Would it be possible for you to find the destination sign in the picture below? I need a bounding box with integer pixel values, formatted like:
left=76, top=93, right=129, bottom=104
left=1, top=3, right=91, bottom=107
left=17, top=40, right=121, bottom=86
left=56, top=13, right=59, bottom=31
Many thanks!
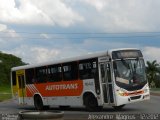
left=112, top=50, right=143, bottom=59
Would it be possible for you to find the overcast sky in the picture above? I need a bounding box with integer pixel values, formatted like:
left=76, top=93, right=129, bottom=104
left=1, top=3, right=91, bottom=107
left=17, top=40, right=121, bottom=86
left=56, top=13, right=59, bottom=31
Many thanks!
left=0, top=0, right=160, bottom=64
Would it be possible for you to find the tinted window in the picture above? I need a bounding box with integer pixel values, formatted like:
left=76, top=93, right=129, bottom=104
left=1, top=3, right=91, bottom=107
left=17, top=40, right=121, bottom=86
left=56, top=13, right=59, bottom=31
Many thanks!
left=26, top=68, right=35, bottom=84
left=62, top=62, right=78, bottom=81
left=79, top=58, right=98, bottom=80
left=48, top=64, right=62, bottom=82
left=35, top=66, right=47, bottom=83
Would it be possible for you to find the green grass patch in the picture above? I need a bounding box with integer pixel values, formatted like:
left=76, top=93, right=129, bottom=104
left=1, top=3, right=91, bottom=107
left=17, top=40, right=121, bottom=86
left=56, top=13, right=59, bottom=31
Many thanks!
left=150, top=88, right=160, bottom=93
left=0, top=84, right=11, bottom=93
left=150, top=88, right=160, bottom=92
left=0, top=84, right=12, bottom=101
left=0, top=93, right=12, bottom=102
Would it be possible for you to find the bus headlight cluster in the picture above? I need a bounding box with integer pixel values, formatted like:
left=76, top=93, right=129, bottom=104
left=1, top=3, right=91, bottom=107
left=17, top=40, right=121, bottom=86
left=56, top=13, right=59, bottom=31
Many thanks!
left=117, top=89, right=128, bottom=96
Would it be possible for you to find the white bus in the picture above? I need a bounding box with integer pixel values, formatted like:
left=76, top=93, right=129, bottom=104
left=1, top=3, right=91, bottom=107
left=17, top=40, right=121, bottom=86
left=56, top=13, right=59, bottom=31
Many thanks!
left=11, top=48, right=150, bottom=111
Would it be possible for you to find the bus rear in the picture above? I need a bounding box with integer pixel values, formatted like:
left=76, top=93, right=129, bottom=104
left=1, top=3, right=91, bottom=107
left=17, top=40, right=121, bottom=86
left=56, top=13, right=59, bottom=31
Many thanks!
left=111, top=49, right=150, bottom=108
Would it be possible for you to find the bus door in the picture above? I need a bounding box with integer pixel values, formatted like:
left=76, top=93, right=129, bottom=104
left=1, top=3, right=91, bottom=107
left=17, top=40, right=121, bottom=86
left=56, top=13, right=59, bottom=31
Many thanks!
left=16, top=70, right=26, bottom=104
left=100, top=62, right=114, bottom=104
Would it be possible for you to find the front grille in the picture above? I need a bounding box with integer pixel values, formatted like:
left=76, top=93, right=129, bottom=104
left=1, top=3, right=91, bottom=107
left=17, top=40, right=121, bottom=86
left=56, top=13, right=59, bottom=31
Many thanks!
left=130, top=95, right=141, bottom=100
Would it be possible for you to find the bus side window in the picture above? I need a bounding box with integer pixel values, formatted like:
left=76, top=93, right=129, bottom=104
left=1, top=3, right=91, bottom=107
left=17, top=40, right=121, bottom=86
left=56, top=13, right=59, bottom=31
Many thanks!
left=26, top=68, right=35, bottom=84
left=35, top=66, right=47, bottom=83
left=79, top=58, right=98, bottom=80
left=62, top=62, right=78, bottom=81
left=48, top=64, right=62, bottom=82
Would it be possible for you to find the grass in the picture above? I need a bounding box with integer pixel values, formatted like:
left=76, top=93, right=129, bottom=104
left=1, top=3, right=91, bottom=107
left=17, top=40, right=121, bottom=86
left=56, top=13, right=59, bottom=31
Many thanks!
left=0, top=84, right=12, bottom=102
left=150, top=88, right=160, bottom=95
left=150, top=88, right=160, bottom=91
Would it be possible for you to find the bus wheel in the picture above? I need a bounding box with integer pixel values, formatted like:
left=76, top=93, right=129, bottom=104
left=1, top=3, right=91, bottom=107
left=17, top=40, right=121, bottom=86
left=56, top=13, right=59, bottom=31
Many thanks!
left=34, top=95, right=44, bottom=110
left=84, top=94, right=99, bottom=111
left=113, top=104, right=125, bottom=110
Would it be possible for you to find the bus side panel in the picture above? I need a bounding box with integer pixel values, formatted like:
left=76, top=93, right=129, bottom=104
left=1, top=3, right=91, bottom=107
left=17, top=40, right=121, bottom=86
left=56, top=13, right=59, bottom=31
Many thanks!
left=25, top=80, right=84, bottom=106
left=82, top=79, right=103, bottom=106
left=47, top=79, right=99, bottom=107
left=32, top=80, right=83, bottom=97
left=47, top=96, right=83, bottom=107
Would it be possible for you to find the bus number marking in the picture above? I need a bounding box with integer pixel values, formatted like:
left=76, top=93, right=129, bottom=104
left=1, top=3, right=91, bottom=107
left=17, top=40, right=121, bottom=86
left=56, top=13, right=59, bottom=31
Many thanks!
left=85, top=82, right=94, bottom=86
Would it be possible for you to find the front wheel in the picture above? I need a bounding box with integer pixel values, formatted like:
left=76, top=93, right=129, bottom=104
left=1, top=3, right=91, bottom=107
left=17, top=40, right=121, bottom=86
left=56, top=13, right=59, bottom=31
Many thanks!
left=84, top=94, right=102, bottom=111
left=113, top=104, right=125, bottom=110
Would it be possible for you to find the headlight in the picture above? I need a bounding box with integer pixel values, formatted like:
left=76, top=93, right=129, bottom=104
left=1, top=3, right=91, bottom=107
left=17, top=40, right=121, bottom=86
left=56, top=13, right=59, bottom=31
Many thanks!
left=117, top=89, right=128, bottom=96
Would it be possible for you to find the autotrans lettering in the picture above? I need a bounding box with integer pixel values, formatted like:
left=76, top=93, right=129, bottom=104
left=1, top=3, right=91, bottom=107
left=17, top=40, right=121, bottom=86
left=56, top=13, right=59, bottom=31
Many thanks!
left=46, top=83, right=78, bottom=91
left=32, top=80, right=83, bottom=97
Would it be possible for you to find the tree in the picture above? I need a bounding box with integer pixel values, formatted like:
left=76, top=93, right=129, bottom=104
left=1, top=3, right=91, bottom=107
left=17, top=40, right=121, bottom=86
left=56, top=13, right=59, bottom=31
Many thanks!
left=0, top=52, right=26, bottom=85
left=146, top=60, right=160, bottom=87
left=155, top=74, right=160, bottom=88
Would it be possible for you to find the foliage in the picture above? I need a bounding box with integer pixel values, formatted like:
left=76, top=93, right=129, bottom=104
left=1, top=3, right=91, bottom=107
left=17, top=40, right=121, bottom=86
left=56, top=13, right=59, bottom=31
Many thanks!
left=0, top=94, right=12, bottom=102
left=0, top=84, right=12, bottom=101
left=150, top=87, right=160, bottom=91
left=0, top=84, right=11, bottom=93
left=0, top=51, right=26, bottom=85
left=146, top=60, right=160, bottom=88
left=155, top=74, right=160, bottom=88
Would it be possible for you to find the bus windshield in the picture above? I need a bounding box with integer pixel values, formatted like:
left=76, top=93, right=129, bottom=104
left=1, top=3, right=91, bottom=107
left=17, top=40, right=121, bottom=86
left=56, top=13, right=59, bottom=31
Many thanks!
left=113, top=58, right=147, bottom=91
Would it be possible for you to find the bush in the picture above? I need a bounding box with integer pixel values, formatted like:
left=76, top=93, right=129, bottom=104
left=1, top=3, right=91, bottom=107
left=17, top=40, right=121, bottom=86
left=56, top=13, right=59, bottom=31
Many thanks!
left=0, top=52, right=26, bottom=85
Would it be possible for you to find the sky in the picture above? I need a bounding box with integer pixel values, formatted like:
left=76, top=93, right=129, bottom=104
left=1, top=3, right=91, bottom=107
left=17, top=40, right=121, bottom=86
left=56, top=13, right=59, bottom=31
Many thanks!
left=0, top=0, right=160, bottom=64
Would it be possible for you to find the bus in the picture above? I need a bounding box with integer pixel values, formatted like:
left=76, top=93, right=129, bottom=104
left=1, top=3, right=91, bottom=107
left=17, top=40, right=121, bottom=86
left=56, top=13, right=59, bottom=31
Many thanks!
left=11, top=48, right=150, bottom=111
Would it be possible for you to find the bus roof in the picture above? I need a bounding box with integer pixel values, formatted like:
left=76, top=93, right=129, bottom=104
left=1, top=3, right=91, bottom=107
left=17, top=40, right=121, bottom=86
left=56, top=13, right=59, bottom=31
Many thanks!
left=11, top=48, right=139, bottom=71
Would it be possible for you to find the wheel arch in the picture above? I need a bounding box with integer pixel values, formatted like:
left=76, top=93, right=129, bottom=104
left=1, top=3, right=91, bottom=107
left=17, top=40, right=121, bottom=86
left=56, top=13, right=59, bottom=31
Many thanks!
left=33, top=93, right=43, bottom=102
left=82, top=91, right=97, bottom=105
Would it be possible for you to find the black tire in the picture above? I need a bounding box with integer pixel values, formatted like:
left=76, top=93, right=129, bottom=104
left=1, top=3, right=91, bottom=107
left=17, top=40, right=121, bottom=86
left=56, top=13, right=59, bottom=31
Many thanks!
left=113, top=104, right=125, bottom=110
left=34, top=96, right=44, bottom=110
left=84, top=94, right=100, bottom=112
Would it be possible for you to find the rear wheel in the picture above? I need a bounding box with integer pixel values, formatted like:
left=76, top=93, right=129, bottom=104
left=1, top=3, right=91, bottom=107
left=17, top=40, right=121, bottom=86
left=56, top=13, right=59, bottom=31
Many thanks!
left=84, top=94, right=101, bottom=111
left=34, top=95, right=44, bottom=110
left=113, top=104, right=125, bottom=110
